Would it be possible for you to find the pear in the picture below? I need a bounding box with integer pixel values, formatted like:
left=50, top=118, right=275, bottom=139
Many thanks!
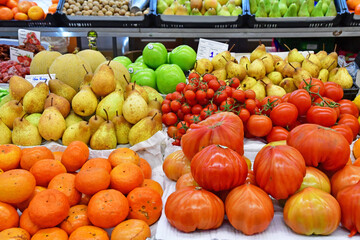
left=311, top=0, right=324, bottom=16
left=307, top=53, right=321, bottom=68
left=142, top=86, right=164, bottom=103
left=290, top=62, right=302, bottom=68
left=280, top=63, right=296, bottom=78
left=261, top=53, right=275, bottom=74
left=0, top=119, right=12, bottom=144
left=298, top=0, right=310, bottom=16
left=191, top=0, right=202, bottom=9
left=250, top=0, right=258, bottom=14
left=88, top=115, right=105, bottom=135
left=112, top=112, right=132, bottom=144
left=328, top=68, right=338, bottom=82
left=128, top=111, right=163, bottom=146
left=62, top=121, right=91, bottom=146
left=157, top=0, right=168, bottom=13
left=96, top=90, right=124, bottom=120
left=9, top=76, right=33, bottom=101
left=331, top=67, right=353, bottom=89
left=204, top=6, right=216, bottom=15
left=125, top=83, right=149, bottom=103
left=279, top=0, right=288, bottom=16
left=25, top=113, right=42, bottom=127
left=248, top=59, right=266, bottom=80
left=0, top=100, right=25, bottom=129
left=191, top=8, right=202, bottom=15
left=272, top=55, right=283, bottom=64
left=44, top=93, right=71, bottom=118
left=292, top=67, right=312, bottom=87
left=170, top=0, right=181, bottom=11
left=12, top=115, right=42, bottom=146
left=302, top=59, right=320, bottom=78
left=148, top=98, right=162, bottom=112
left=122, top=86, right=148, bottom=124
left=90, top=110, right=117, bottom=150
left=176, top=4, right=189, bottom=14
left=316, top=50, right=328, bottom=62
left=269, top=0, right=281, bottom=17
left=241, top=77, right=257, bottom=90
left=226, top=0, right=236, bottom=13
left=79, top=65, right=94, bottom=89
left=90, top=61, right=116, bottom=97
left=307, top=0, right=314, bottom=13
left=72, top=86, right=98, bottom=117
left=232, top=6, right=243, bottom=15
left=194, top=58, right=213, bottom=75
left=275, top=60, right=286, bottom=72
left=235, top=0, right=241, bottom=5
left=218, top=6, right=231, bottom=15
left=321, top=52, right=338, bottom=71
left=250, top=44, right=266, bottom=62
left=163, top=6, right=175, bottom=14
left=49, top=79, right=77, bottom=103
left=23, top=81, right=49, bottom=114
left=318, top=69, right=329, bottom=83
left=255, top=0, right=267, bottom=17
left=263, top=81, right=287, bottom=97
left=262, top=76, right=272, bottom=85
left=212, top=68, right=227, bottom=81
left=287, top=46, right=305, bottom=63
left=185, top=1, right=192, bottom=12
left=65, top=110, right=83, bottom=128
left=0, top=94, right=11, bottom=108
left=264, top=0, right=271, bottom=13
left=239, top=56, right=250, bottom=71
left=267, top=71, right=283, bottom=85
left=279, top=78, right=297, bottom=93
left=322, top=1, right=328, bottom=14
left=211, top=51, right=232, bottom=70
left=283, top=3, right=297, bottom=17
left=250, top=81, right=266, bottom=101
left=38, top=106, right=66, bottom=141
left=226, top=62, right=247, bottom=81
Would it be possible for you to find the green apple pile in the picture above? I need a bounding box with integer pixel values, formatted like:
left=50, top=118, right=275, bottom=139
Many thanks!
left=250, top=0, right=337, bottom=17
left=114, top=43, right=196, bottom=94
left=157, top=0, right=242, bottom=16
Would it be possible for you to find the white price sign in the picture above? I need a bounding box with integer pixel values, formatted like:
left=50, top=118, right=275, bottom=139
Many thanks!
left=196, top=38, right=229, bottom=60
left=25, top=74, right=55, bottom=87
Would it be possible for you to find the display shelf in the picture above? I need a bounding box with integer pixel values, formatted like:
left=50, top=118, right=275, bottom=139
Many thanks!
left=0, top=27, right=360, bottom=38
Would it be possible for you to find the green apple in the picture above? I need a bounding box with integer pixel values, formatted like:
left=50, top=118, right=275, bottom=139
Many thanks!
left=142, top=43, right=168, bottom=70
left=132, top=68, right=157, bottom=89
left=127, top=62, right=148, bottom=78
left=135, top=55, right=144, bottom=64
left=170, top=45, right=197, bottom=71
left=113, top=56, right=132, bottom=68
left=156, top=64, right=186, bottom=94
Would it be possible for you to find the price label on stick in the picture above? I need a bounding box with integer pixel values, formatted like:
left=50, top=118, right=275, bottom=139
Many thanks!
left=196, top=38, right=229, bottom=60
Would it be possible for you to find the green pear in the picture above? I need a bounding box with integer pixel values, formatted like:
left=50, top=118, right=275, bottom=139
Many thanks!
left=25, top=113, right=42, bottom=127
left=88, top=115, right=105, bottom=136
left=226, top=62, right=247, bottom=80
left=331, top=67, right=353, bottom=89
left=250, top=44, right=266, bottom=62
left=179, top=0, right=186, bottom=4
left=191, top=8, right=202, bottom=15
left=232, top=6, right=243, bottom=15
left=307, top=0, right=314, bottom=13
left=211, top=51, right=232, bottom=70
left=157, top=0, right=168, bottom=13
left=325, top=0, right=337, bottom=16
left=65, top=110, right=83, bottom=128
left=239, top=56, right=250, bottom=71
left=264, top=0, right=271, bottom=13
left=279, top=78, right=297, bottom=93
left=0, top=100, right=25, bottom=129
left=216, top=2, right=222, bottom=12
left=322, top=1, right=328, bottom=14
left=311, top=0, right=324, bottom=16
left=62, top=121, right=91, bottom=146
left=287, top=0, right=300, bottom=11
left=49, top=79, right=77, bottom=103
left=165, top=0, right=173, bottom=5
left=302, top=59, right=320, bottom=78
left=0, top=119, right=11, bottom=144
left=44, top=93, right=71, bottom=118
left=23, top=81, right=49, bottom=114
left=170, top=0, right=181, bottom=12
left=72, top=86, right=98, bottom=117
left=38, top=107, right=66, bottom=141
left=318, top=69, right=329, bottom=82
left=204, top=7, right=217, bottom=15
left=212, top=68, right=227, bottom=81
left=267, top=71, right=283, bottom=85
left=279, top=0, right=288, bottom=16
left=250, top=81, right=266, bottom=101
left=226, top=0, right=236, bottom=13
left=175, top=4, right=189, bottom=15
left=0, top=94, right=11, bottom=108
left=250, top=0, right=258, bottom=13
left=9, top=76, right=33, bottom=101
left=194, top=58, right=213, bottom=74
left=269, top=0, right=282, bottom=17
left=284, top=3, right=298, bottom=17
left=255, top=0, right=267, bottom=17
left=90, top=110, right=117, bottom=150
left=112, top=112, right=132, bottom=144
left=163, top=6, right=175, bottom=14
left=235, top=0, right=241, bottom=5
left=248, top=59, right=266, bottom=80
left=298, top=0, right=310, bottom=16
left=241, top=76, right=257, bottom=90
left=12, top=115, right=42, bottom=146
left=218, top=6, right=231, bottom=15
left=96, top=90, right=124, bottom=121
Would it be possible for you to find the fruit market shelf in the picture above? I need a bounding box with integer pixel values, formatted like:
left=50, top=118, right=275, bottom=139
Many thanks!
left=1, top=27, right=360, bottom=38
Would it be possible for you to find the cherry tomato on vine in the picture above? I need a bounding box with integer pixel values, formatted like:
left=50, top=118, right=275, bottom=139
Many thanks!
left=176, top=82, right=186, bottom=93
left=181, top=103, right=191, bottom=115
left=188, top=114, right=201, bottom=125
left=245, top=99, right=256, bottom=113
left=161, top=103, right=171, bottom=114
left=184, top=90, right=196, bottom=101
left=298, top=78, right=325, bottom=99
left=171, top=91, right=182, bottom=101
left=188, top=72, right=200, bottom=81
left=200, top=107, right=213, bottom=120
left=238, top=108, right=250, bottom=123
left=313, top=97, right=340, bottom=117
left=191, top=104, right=203, bottom=115
left=163, top=112, right=178, bottom=126
left=306, top=106, right=337, bottom=127
left=196, top=90, right=207, bottom=102
left=184, top=84, right=196, bottom=93
left=198, top=98, right=209, bottom=106
left=288, top=89, right=312, bottom=116
left=246, top=115, right=273, bottom=137
left=166, top=94, right=172, bottom=100
left=260, top=96, right=282, bottom=116
left=172, top=139, right=181, bottom=146
left=184, top=114, right=193, bottom=125
left=162, top=99, right=170, bottom=105
left=338, top=113, right=360, bottom=139
left=229, top=77, right=240, bottom=89
left=170, top=100, right=181, bottom=112
left=338, top=99, right=359, bottom=118
left=176, top=109, right=185, bottom=121
left=270, top=102, right=298, bottom=127
left=244, top=90, right=256, bottom=100
left=323, top=82, right=344, bottom=102
left=214, top=91, right=228, bottom=105
left=266, top=126, right=289, bottom=143
left=219, top=80, right=226, bottom=86
left=206, top=103, right=218, bottom=112
left=167, top=126, right=178, bottom=139
left=232, top=89, right=246, bottom=103
left=225, top=86, right=233, bottom=97
left=187, top=98, right=198, bottom=106
left=177, top=121, right=189, bottom=135
left=203, top=73, right=216, bottom=82
left=206, top=88, right=215, bottom=99
left=208, top=80, right=220, bottom=91
left=219, top=99, right=234, bottom=111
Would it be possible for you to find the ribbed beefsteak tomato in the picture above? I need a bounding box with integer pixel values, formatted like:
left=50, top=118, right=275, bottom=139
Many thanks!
left=331, top=165, right=360, bottom=198
left=298, top=167, right=331, bottom=193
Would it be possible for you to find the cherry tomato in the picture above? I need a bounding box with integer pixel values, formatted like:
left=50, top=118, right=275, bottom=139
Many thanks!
left=172, top=139, right=181, bottom=146
left=270, top=102, right=298, bottom=127
left=184, top=84, right=196, bottom=93
left=306, top=106, right=337, bottom=127
left=176, top=109, right=185, bottom=121
left=171, top=91, right=182, bottom=101
left=260, top=96, right=282, bottom=116
left=187, top=98, right=198, bottom=106
left=165, top=94, right=172, bottom=100
left=225, top=86, right=233, bottom=97
left=163, top=112, right=178, bottom=126
left=198, top=83, right=208, bottom=91
left=177, top=121, right=189, bottom=135
left=181, top=103, right=191, bottom=115
left=198, top=98, right=209, bottom=106
left=288, top=89, right=312, bottom=116
left=232, top=89, right=246, bottom=103
left=238, top=108, right=250, bottom=123
left=244, top=89, right=256, bottom=99
left=188, top=72, right=200, bottom=81
left=200, top=107, right=213, bottom=120
left=214, top=91, right=228, bottom=105
left=189, top=78, right=199, bottom=88
left=266, top=126, right=289, bottom=143
left=298, top=78, right=325, bottom=99
left=167, top=126, right=179, bottom=139
left=176, top=82, right=186, bottom=93
left=206, top=103, right=218, bottom=112
left=208, top=79, right=220, bottom=91
left=162, top=99, right=170, bottom=105
left=196, top=90, right=207, bottom=102
left=331, top=124, right=353, bottom=144
left=219, top=99, right=234, bottom=111
left=313, top=97, right=340, bottom=117
left=229, top=77, right=240, bottom=89
left=170, top=100, right=181, bottom=112
left=191, top=104, right=203, bottom=115
left=184, top=114, right=193, bottom=124
left=219, top=80, right=226, bottom=86
left=323, top=82, right=344, bottom=102
left=245, top=99, right=256, bottom=113
left=188, top=114, right=201, bottom=125
left=246, top=115, right=273, bottom=137
left=281, top=93, right=291, bottom=102
left=161, top=103, right=171, bottom=114
left=203, top=73, right=216, bottom=82
left=206, top=88, right=215, bottom=99
left=184, top=90, right=196, bottom=101
left=338, top=113, right=360, bottom=139
left=338, top=99, right=359, bottom=118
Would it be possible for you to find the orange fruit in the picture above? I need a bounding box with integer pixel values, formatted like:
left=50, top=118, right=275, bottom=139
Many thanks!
left=28, top=189, right=70, bottom=228
left=11, top=6, right=18, bottom=14
left=110, top=162, right=144, bottom=195
left=0, top=7, right=13, bottom=20
left=17, top=0, right=31, bottom=13
left=53, top=151, right=63, bottom=162
left=141, top=179, right=163, bottom=197
left=0, top=228, right=30, bottom=240
left=108, top=148, right=140, bottom=167
left=75, top=168, right=110, bottom=195
left=0, top=169, right=36, bottom=204
left=51, top=0, right=59, bottom=3
left=6, top=0, right=17, bottom=9
left=28, top=6, right=44, bottom=20
left=69, top=226, right=109, bottom=240
left=30, top=159, right=67, bottom=187
left=81, top=158, right=112, bottom=173
left=17, top=186, right=46, bottom=212
left=48, top=3, right=57, bottom=13
left=61, top=141, right=89, bottom=172
left=31, top=227, right=68, bottom=240
left=127, top=187, right=162, bottom=225
left=21, top=147, right=55, bottom=171
left=111, top=220, right=150, bottom=240
left=0, top=0, right=8, bottom=5
left=29, top=1, right=37, bottom=6
left=0, top=144, right=21, bottom=171
left=139, top=158, right=152, bottom=179
left=87, top=189, right=129, bottom=228
left=60, top=205, right=91, bottom=235
left=355, top=4, right=360, bottom=14
left=354, top=158, right=360, bottom=166
left=14, top=12, right=28, bottom=20
left=19, top=209, right=41, bottom=236
left=48, top=173, right=81, bottom=206
left=0, top=202, right=19, bottom=231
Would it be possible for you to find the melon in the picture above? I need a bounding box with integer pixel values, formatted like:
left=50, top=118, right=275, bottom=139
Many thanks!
left=30, top=50, right=62, bottom=75
left=95, top=61, right=130, bottom=91
left=77, top=49, right=107, bottom=72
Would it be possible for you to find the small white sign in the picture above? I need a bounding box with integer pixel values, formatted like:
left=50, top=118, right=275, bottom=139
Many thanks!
left=196, top=38, right=229, bottom=60
left=25, top=74, right=55, bottom=87
left=18, top=29, right=41, bottom=46
left=10, top=47, right=34, bottom=67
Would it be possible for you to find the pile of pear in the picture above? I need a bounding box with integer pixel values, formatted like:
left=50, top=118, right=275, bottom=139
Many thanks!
left=193, top=44, right=353, bottom=101
left=251, top=0, right=337, bottom=18
left=0, top=63, right=164, bottom=149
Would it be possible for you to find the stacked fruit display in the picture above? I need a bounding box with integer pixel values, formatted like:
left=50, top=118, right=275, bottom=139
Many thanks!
left=0, top=142, right=163, bottom=239
left=250, top=0, right=337, bottom=17
left=0, top=0, right=56, bottom=21
left=157, top=0, right=243, bottom=16
left=346, top=0, right=360, bottom=14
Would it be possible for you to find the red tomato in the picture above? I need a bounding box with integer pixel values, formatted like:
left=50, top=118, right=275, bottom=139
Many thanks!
left=163, top=112, right=178, bottom=126
left=306, top=106, right=337, bottom=127
left=225, top=86, right=233, bottom=97
left=338, top=99, right=359, bottom=118
left=206, top=88, right=214, bottom=99
left=177, top=121, right=189, bottom=135
left=245, top=99, right=256, bottom=113
left=184, top=90, right=196, bottom=101
left=187, top=98, right=198, bottom=106
left=214, top=91, right=228, bottom=105
left=299, top=78, right=325, bottom=99
left=281, top=93, right=291, bottom=102
left=238, top=108, right=250, bottom=124
left=313, top=97, right=340, bottom=117
left=176, top=82, right=186, bottom=93
left=203, top=73, right=216, bottom=82
left=206, top=103, right=218, bottom=112
left=167, top=126, right=179, bottom=139
left=200, top=107, right=213, bottom=120
left=181, top=103, right=191, bottom=115
left=191, top=104, right=203, bottom=115
left=244, top=90, right=256, bottom=100
left=338, top=114, right=360, bottom=139
left=323, top=82, right=344, bottom=102
left=166, top=94, right=172, bottom=100
left=229, top=77, right=240, bottom=89
left=162, top=99, right=170, bottom=105
left=266, top=126, right=289, bottom=143
left=184, top=114, right=193, bottom=124
left=260, top=96, right=282, bottom=116
left=195, top=90, right=206, bottom=102
left=170, top=100, right=181, bottom=112
left=219, top=100, right=234, bottom=111
left=270, top=103, right=298, bottom=127
left=171, top=91, right=182, bottom=101
left=188, top=72, right=200, bottom=81
left=188, top=114, right=201, bottom=125
left=208, top=80, right=220, bottom=91
left=172, top=139, right=181, bottom=146
left=232, top=89, right=245, bottom=103
left=288, top=120, right=302, bottom=131
left=198, top=83, right=208, bottom=91
left=161, top=103, right=171, bottom=114
left=176, top=109, right=185, bottom=121
left=331, top=125, right=353, bottom=144
left=184, top=84, right=196, bottom=93
left=219, top=80, right=226, bottom=86
left=246, top=115, right=273, bottom=137
left=198, top=98, right=209, bottom=106
left=288, top=89, right=312, bottom=116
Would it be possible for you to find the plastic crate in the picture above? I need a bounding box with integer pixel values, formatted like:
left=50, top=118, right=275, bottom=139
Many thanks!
left=151, top=0, right=246, bottom=28
left=0, top=38, right=50, bottom=51
left=56, top=0, right=152, bottom=27
left=343, top=82, right=359, bottom=100
left=245, top=0, right=345, bottom=28
left=341, top=0, right=360, bottom=26
left=0, top=14, right=57, bottom=27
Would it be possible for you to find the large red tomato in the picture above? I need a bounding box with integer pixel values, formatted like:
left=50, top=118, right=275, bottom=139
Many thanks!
left=225, top=184, right=274, bottom=235
left=331, top=124, right=353, bottom=144
left=338, top=113, right=360, bottom=139
left=298, top=167, right=331, bottom=193
left=287, top=124, right=350, bottom=172
left=306, top=106, right=337, bottom=127
left=288, top=89, right=312, bottom=116
left=299, top=78, right=325, bottom=99
left=284, top=187, right=341, bottom=235
left=253, top=145, right=306, bottom=200
left=191, top=145, right=248, bottom=192
left=336, top=181, right=360, bottom=237
left=331, top=165, right=360, bottom=198
left=270, top=102, right=298, bottom=127
left=246, top=115, right=272, bottom=137
left=162, top=150, right=191, bottom=181
left=181, top=112, right=244, bottom=160
left=165, top=186, right=224, bottom=233
left=338, top=99, right=359, bottom=118
left=323, top=82, right=344, bottom=102
left=266, top=126, right=289, bottom=143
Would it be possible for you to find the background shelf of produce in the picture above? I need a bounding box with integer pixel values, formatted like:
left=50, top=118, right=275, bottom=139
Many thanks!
left=342, top=0, right=360, bottom=26
left=0, top=13, right=57, bottom=27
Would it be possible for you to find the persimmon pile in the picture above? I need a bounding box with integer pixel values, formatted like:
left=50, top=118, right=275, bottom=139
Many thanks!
left=0, top=141, right=162, bottom=240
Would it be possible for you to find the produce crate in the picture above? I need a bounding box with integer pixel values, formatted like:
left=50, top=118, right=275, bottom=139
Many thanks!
left=56, top=0, right=152, bottom=27
left=245, top=0, right=345, bottom=28
left=0, top=14, right=57, bottom=27
left=341, top=0, right=360, bottom=26
left=151, top=0, right=246, bottom=28
left=343, top=82, right=359, bottom=100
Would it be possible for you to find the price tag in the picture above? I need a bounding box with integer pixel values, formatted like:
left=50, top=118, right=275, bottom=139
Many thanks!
left=18, top=29, right=41, bottom=46
left=25, top=74, right=55, bottom=87
left=196, top=38, right=229, bottom=60
left=10, top=47, right=34, bottom=66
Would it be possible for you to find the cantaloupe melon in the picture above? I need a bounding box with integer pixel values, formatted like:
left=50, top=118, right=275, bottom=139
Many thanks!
left=30, top=50, right=62, bottom=75
left=94, top=61, right=130, bottom=91
left=77, top=49, right=107, bottom=72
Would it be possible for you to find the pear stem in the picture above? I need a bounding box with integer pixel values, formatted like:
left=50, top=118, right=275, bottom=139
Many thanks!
left=284, top=44, right=291, bottom=51
left=107, top=59, right=112, bottom=66
left=155, top=98, right=157, bottom=101
left=47, top=69, right=53, bottom=80
left=20, top=113, right=26, bottom=121
left=82, top=64, right=88, bottom=74
left=123, top=74, right=129, bottom=84
left=334, top=44, right=337, bottom=52
left=151, top=112, right=157, bottom=120
left=229, top=44, right=235, bottom=52
left=323, top=43, right=325, bottom=51
left=116, top=110, right=119, bottom=117
left=103, top=109, right=109, bottom=123
left=17, top=97, right=23, bottom=105
left=288, top=62, right=296, bottom=70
